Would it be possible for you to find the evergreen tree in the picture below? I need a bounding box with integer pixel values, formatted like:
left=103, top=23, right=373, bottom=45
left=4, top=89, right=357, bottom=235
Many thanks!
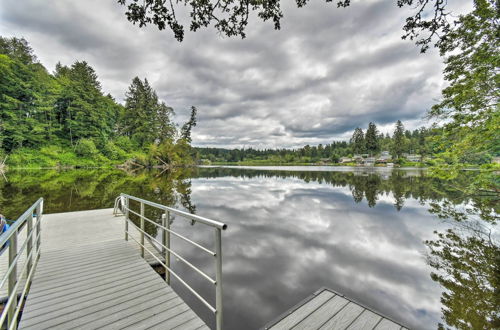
left=122, top=77, right=160, bottom=147
left=157, top=102, right=176, bottom=142
left=391, top=120, right=405, bottom=159
left=365, top=122, right=379, bottom=155
left=350, top=127, right=365, bottom=154
left=180, top=106, right=197, bottom=144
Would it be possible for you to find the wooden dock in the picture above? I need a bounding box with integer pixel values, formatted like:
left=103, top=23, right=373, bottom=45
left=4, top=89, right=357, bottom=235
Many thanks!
left=264, top=287, right=407, bottom=330
left=16, top=208, right=209, bottom=330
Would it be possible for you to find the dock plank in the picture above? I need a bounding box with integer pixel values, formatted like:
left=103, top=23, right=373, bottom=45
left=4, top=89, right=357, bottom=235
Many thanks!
left=346, top=310, right=382, bottom=329
left=268, top=290, right=335, bottom=329
left=318, top=302, right=364, bottom=329
left=266, top=288, right=407, bottom=330
left=374, top=319, right=403, bottom=330
left=292, top=295, right=349, bottom=329
left=18, top=208, right=208, bottom=330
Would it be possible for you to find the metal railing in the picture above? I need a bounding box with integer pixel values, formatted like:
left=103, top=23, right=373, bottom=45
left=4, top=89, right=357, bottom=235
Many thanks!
left=0, top=198, right=43, bottom=330
left=114, top=194, right=227, bottom=330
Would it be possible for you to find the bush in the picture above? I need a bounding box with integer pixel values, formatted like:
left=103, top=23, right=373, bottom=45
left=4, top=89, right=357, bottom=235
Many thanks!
left=114, top=136, right=136, bottom=153
left=102, top=141, right=127, bottom=160
left=75, top=139, right=99, bottom=158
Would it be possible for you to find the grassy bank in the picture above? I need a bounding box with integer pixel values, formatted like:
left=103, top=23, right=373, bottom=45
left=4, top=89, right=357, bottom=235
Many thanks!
left=4, top=145, right=145, bottom=169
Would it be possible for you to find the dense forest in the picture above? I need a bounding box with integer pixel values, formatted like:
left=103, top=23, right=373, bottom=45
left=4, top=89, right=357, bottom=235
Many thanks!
left=0, top=36, right=197, bottom=168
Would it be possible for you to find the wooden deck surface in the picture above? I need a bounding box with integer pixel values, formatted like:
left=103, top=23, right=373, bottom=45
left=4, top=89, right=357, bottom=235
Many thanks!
left=0, top=209, right=164, bottom=302
left=17, top=208, right=209, bottom=330
left=265, top=288, right=407, bottom=330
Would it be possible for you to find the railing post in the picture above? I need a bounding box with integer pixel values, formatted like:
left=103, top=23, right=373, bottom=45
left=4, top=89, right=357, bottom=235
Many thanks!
left=162, top=212, right=170, bottom=284
left=27, top=212, right=33, bottom=277
left=125, top=197, right=129, bottom=241
left=140, top=202, right=145, bottom=258
left=215, top=228, right=223, bottom=330
left=7, top=233, right=18, bottom=329
left=36, top=202, right=42, bottom=257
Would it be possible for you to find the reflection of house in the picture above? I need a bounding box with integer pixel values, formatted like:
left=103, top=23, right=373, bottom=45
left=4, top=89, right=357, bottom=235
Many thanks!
left=364, top=157, right=375, bottom=166
left=406, top=154, right=421, bottom=162
left=340, top=157, right=353, bottom=163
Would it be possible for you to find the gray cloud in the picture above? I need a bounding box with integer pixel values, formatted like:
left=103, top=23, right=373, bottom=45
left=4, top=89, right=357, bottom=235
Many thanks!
left=0, top=0, right=469, bottom=148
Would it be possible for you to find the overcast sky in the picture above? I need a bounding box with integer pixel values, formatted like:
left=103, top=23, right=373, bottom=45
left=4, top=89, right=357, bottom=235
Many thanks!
left=0, top=0, right=469, bottom=148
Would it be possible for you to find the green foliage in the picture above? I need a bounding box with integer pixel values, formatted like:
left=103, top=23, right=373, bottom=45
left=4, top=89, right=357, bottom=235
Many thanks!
left=75, top=139, right=99, bottom=158
left=350, top=127, right=365, bottom=154
left=102, top=141, right=127, bottom=160
left=198, top=120, right=441, bottom=165
left=180, top=106, right=197, bottom=144
left=391, top=120, right=405, bottom=159
left=121, top=77, right=176, bottom=148
left=428, top=0, right=499, bottom=165
left=365, top=122, right=379, bottom=155
left=118, top=0, right=456, bottom=52
left=0, top=36, right=196, bottom=168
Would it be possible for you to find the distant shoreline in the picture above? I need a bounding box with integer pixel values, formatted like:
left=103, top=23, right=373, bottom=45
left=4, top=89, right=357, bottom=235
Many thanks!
left=199, top=164, right=430, bottom=171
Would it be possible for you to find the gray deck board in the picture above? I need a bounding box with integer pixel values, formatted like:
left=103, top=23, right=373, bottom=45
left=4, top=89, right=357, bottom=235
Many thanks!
left=266, top=288, right=407, bottom=330
left=292, top=295, right=349, bottom=329
left=268, top=290, right=335, bottom=330
left=18, top=208, right=208, bottom=330
left=374, top=319, right=403, bottom=330
left=318, top=302, right=364, bottom=329
left=346, top=310, right=382, bottom=329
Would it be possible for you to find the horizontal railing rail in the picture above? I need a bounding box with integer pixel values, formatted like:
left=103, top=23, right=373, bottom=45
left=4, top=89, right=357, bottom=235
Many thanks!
left=114, top=194, right=227, bottom=330
left=0, top=198, right=43, bottom=330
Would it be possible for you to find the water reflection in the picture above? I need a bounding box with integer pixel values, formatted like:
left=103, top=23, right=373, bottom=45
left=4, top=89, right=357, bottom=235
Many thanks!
left=0, top=166, right=497, bottom=330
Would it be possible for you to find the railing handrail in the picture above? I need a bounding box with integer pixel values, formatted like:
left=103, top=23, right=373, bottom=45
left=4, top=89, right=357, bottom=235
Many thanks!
left=115, top=194, right=227, bottom=330
left=0, top=197, right=43, bottom=330
left=120, top=194, right=227, bottom=230
left=0, top=197, right=43, bottom=247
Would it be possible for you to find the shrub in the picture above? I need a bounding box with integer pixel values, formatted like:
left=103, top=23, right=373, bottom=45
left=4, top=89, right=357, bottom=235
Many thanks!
left=114, top=136, right=136, bottom=153
left=102, top=141, right=127, bottom=160
left=75, top=139, right=99, bottom=158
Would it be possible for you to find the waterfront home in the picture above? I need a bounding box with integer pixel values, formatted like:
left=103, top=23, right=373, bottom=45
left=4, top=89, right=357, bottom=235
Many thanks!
left=406, top=154, right=421, bottom=162
left=340, top=157, right=353, bottom=163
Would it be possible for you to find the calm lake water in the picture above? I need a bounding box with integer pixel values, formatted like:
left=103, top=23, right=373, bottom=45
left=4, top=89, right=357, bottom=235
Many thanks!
left=0, top=166, right=497, bottom=329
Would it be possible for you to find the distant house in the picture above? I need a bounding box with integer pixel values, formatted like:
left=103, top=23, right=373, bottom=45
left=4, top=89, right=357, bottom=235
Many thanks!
left=353, top=155, right=364, bottom=163
left=340, top=157, right=353, bottom=163
left=406, top=154, right=422, bottom=162
left=380, top=151, right=390, bottom=157
left=492, top=157, right=500, bottom=164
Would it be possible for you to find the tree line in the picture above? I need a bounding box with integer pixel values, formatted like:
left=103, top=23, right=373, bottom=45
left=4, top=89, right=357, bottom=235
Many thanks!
left=0, top=36, right=197, bottom=167
left=197, top=119, right=490, bottom=164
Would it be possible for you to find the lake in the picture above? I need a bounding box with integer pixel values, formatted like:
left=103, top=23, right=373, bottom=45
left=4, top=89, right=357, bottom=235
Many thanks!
left=0, top=166, right=497, bottom=329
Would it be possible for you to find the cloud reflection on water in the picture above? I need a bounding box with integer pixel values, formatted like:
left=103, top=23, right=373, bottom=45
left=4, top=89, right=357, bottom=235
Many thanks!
left=188, top=175, right=449, bottom=329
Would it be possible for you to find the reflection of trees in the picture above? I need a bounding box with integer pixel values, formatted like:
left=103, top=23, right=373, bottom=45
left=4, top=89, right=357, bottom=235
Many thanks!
left=194, top=167, right=481, bottom=211
left=425, top=199, right=499, bottom=329
left=0, top=168, right=197, bottom=237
